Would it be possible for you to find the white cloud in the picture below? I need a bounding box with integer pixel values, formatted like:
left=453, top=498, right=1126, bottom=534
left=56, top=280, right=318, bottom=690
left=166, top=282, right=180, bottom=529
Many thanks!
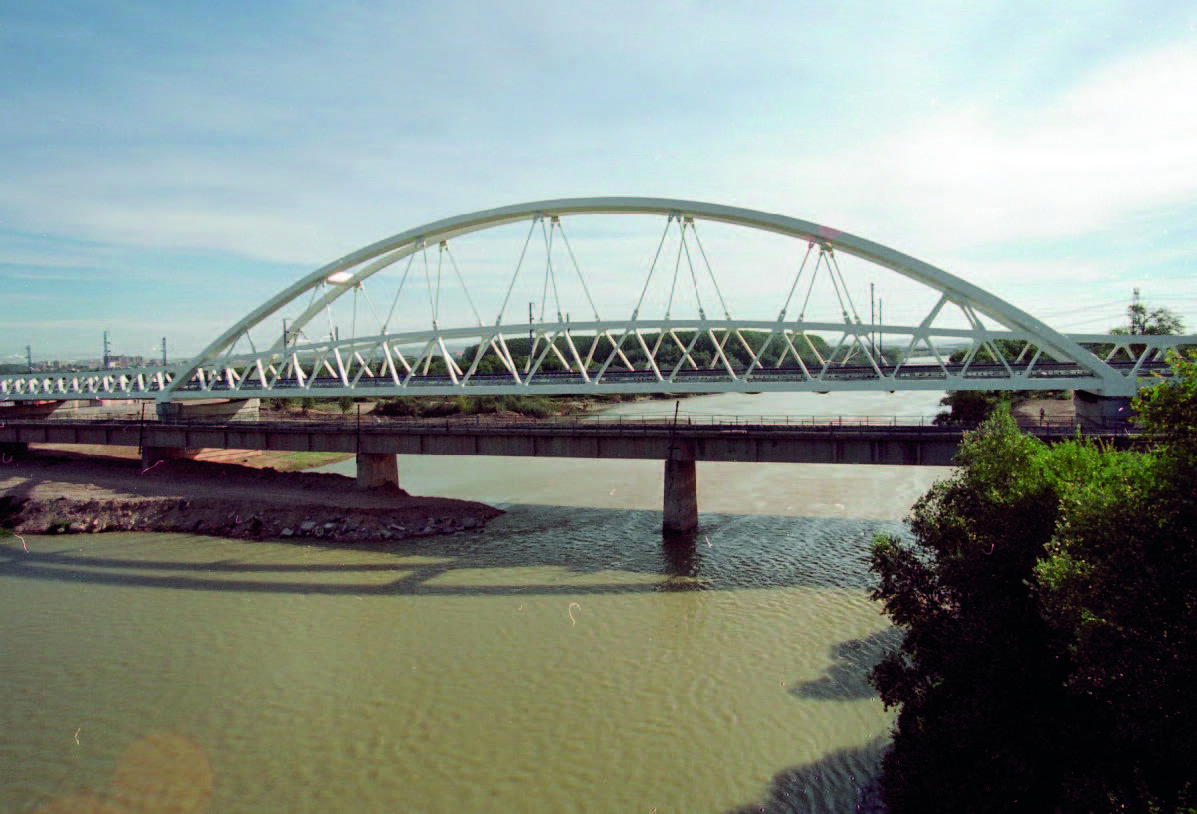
left=749, top=42, right=1197, bottom=257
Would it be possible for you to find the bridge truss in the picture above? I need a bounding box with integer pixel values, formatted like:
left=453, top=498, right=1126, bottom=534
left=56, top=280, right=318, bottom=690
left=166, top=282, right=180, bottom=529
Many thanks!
left=3, top=199, right=1192, bottom=402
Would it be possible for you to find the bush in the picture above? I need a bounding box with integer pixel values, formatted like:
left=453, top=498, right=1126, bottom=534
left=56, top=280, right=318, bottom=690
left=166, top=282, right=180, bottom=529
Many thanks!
left=870, top=357, right=1197, bottom=812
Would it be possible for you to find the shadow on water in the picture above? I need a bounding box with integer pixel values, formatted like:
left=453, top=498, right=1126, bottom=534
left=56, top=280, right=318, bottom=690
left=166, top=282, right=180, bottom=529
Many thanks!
left=716, top=632, right=901, bottom=812
left=0, top=503, right=906, bottom=598
left=789, top=628, right=905, bottom=702
left=726, top=737, right=891, bottom=814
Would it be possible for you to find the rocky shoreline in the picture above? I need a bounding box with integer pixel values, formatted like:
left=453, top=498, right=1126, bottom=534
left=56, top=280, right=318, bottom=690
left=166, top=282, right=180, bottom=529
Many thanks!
left=0, top=452, right=503, bottom=545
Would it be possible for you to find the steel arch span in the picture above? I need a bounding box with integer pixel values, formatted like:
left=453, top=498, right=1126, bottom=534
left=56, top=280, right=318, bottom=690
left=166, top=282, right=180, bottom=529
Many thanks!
left=3, top=198, right=1192, bottom=403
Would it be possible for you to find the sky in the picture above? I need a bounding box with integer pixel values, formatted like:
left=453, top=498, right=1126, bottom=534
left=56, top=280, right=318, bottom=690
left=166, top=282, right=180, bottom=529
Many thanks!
left=2, top=0, right=1195, bottom=363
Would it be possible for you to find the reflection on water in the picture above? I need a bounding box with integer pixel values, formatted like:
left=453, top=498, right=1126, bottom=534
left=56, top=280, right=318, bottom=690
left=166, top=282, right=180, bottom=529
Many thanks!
left=2, top=390, right=946, bottom=812
left=1, top=508, right=897, bottom=597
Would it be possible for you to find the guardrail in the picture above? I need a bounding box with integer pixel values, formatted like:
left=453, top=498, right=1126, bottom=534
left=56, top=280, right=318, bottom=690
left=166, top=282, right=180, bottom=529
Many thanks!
left=1, top=413, right=1135, bottom=439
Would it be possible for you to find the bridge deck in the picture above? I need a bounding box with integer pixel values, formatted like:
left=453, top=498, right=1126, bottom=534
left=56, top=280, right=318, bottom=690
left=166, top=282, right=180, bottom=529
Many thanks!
left=0, top=417, right=1137, bottom=468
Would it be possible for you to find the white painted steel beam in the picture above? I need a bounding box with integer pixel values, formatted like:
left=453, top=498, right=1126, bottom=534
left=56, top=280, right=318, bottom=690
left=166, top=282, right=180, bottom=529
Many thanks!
left=3, top=199, right=1195, bottom=402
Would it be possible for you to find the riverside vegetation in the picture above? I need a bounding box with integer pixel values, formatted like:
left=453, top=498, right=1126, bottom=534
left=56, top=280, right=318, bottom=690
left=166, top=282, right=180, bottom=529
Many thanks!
left=868, top=351, right=1197, bottom=813
left=265, top=392, right=657, bottom=421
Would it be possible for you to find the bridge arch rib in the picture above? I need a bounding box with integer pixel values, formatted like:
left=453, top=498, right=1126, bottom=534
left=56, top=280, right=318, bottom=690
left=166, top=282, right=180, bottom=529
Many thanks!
left=164, top=197, right=1129, bottom=398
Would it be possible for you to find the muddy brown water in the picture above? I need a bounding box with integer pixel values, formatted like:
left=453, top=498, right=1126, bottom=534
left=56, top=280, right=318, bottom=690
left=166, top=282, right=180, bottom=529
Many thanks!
left=1, top=391, right=948, bottom=813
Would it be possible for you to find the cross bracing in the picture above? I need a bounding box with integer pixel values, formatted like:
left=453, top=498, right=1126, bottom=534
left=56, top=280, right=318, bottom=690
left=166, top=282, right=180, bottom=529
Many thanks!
left=2, top=198, right=1192, bottom=403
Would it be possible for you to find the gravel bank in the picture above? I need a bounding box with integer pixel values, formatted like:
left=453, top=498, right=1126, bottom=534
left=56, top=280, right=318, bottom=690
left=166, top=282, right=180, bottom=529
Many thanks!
left=0, top=450, right=503, bottom=544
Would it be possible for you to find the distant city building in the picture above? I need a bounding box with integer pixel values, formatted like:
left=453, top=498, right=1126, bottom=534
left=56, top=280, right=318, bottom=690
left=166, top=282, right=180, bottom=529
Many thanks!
left=104, top=354, right=146, bottom=370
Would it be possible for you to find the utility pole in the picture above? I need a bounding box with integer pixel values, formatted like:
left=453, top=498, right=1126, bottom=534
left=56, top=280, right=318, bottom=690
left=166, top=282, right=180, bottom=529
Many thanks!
left=1131, top=287, right=1143, bottom=335
left=25, top=344, right=32, bottom=373
left=282, top=318, right=289, bottom=350
left=878, top=298, right=885, bottom=364
left=102, top=330, right=111, bottom=370
left=526, top=301, right=535, bottom=373
left=869, top=283, right=876, bottom=360
left=161, top=337, right=168, bottom=366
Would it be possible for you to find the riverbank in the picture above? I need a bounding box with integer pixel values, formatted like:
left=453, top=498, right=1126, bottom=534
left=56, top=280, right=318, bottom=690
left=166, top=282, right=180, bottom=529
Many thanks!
left=0, top=448, right=503, bottom=544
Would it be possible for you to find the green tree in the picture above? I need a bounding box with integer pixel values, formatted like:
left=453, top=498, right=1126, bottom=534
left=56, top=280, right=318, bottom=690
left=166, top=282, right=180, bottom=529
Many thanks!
left=869, top=413, right=1074, bottom=811
left=870, top=354, right=1197, bottom=813
left=932, top=389, right=1008, bottom=425
left=947, top=338, right=1040, bottom=364
left=1035, top=351, right=1197, bottom=811
left=1120, top=299, right=1185, bottom=336
left=1082, top=296, right=1184, bottom=360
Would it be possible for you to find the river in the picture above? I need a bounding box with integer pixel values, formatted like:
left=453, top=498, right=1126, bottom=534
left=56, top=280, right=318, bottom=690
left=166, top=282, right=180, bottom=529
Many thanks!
left=1, top=390, right=948, bottom=813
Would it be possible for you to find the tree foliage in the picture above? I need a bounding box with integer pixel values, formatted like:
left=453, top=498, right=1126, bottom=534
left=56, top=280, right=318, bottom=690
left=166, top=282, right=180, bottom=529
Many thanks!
left=869, top=353, right=1197, bottom=813
left=932, top=389, right=1009, bottom=425
left=1081, top=298, right=1186, bottom=361
left=1118, top=300, right=1185, bottom=336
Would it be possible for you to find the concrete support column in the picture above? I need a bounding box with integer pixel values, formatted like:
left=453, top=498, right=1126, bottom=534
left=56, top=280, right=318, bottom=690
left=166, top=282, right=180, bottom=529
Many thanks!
left=662, top=458, right=698, bottom=535
left=155, top=401, right=181, bottom=422
left=357, top=452, right=400, bottom=490
left=141, top=445, right=188, bottom=469
left=1073, top=390, right=1134, bottom=429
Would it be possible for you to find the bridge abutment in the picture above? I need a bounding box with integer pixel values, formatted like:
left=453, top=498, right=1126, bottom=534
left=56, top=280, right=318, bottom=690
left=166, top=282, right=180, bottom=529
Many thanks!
left=663, top=458, right=698, bottom=534
left=1073, top=390, right=1134, bottom=428
left=357, top=452, right=400, bottom=490
left=156, top=399, right=260, bottom=422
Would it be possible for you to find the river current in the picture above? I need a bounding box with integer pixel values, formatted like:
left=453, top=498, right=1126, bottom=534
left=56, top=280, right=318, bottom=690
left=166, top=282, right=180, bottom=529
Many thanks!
left=1, top=391, right=947, bottom=813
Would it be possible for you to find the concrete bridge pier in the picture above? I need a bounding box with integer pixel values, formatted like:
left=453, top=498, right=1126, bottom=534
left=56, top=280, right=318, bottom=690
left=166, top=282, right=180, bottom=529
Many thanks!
left=1074, top=390, right=1134, bottom=428
left=156, top=399, right=260, bottom=422
left=357, top=452, right=400, bottom=490
left=662, top=458, right=698, bottom=535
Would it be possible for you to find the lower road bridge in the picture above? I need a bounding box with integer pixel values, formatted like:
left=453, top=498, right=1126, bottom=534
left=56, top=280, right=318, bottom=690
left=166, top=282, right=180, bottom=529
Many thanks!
left=0, top=415, right=1136, bottom=534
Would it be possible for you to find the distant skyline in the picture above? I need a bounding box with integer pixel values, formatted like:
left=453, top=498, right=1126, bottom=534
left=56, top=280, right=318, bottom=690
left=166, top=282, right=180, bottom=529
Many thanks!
left=3, top=1, right=1195, bottom=362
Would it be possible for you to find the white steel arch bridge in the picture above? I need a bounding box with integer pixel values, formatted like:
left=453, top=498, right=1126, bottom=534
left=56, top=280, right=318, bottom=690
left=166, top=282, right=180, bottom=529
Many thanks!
left=3, top=198, right=1192, bottom=404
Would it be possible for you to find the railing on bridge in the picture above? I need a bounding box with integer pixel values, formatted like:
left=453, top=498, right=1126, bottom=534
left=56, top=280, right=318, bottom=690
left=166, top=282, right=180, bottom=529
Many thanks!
left=0, top=352, right=1185, bottom=403
left=0, top=411, right=1137, bottom=439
